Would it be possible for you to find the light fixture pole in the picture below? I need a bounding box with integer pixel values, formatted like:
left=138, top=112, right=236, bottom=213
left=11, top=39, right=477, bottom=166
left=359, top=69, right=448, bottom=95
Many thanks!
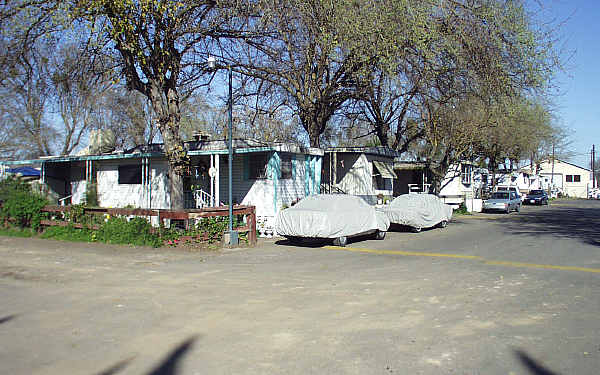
left=227, top=65, right=237, bottom=245
left=207, top=56, right=237, bottom=245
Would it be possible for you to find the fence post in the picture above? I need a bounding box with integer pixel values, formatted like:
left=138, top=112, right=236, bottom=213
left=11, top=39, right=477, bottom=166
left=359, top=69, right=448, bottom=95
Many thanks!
left=249, top=206, right=257, bottom=246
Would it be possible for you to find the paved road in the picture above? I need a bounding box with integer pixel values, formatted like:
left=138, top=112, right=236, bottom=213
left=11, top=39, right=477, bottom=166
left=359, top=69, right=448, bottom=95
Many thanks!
left=1, top=199, right=599, bottom=374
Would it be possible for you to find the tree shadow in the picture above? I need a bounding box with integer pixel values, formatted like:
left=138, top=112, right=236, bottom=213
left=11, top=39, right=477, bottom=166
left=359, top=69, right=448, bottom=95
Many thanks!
left=515, top=349, right=561, bottom=375
left=0, top=314, right=16, bottom=325
left=94, top=357, right=136, bottom=375
left=95, top=335, right=198, bottom=375
left=146, top=335, right=198, bottom=375
left=496, top=202, right=600, bottom=247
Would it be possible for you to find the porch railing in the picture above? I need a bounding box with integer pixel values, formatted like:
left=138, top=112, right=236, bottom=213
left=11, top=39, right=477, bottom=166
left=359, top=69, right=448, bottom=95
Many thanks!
left=184, top=189, right=214, bottom=209
left=194, top=189, right=213, bottom=208
left=320, top=183, right=346, bottom=194
left=408, top=184, right=431, bottom=194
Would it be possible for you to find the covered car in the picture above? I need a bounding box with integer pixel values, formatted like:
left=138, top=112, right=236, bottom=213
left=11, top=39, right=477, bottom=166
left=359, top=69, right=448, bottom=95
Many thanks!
left=275, top=194, right=390, bottom=246
left=378, top=194, right=453, bottom=232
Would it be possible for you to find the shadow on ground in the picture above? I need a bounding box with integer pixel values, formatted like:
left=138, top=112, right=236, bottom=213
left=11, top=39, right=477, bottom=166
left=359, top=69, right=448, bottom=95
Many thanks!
left=0, top=314, right=16, bottom=325
left=95, top=336, right=198, bottom=375
left=495, top=201, right=600, bottom=247
left=515, top=349, right=561, bottom=375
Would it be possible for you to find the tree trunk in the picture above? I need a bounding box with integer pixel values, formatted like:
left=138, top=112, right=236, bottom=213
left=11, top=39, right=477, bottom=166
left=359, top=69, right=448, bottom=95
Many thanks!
left=148, top=82, right=188, bottom=209
left=375, top=121, right=390, bottom=148
left=299, top=102, right=337, bottom=148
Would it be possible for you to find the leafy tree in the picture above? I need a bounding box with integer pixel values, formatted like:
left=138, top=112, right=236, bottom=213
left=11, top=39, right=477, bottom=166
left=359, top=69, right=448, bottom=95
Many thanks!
left=233, top=0, right=414, bottom=147
left=57, top=0, right=240, bottom=208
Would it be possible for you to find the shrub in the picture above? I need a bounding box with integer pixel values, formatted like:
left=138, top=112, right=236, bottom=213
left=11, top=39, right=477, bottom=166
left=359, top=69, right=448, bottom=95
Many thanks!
left=193, top=215, right=246, bottom=244
left=41, top=225, right=94, bottom=242
left=454, top=203, right=470, bottom=215
left=0, top=176, right=48, bottom=230
left=96, top=216, right=161, bottom=247
left=0, top=227, right=34, bottom=237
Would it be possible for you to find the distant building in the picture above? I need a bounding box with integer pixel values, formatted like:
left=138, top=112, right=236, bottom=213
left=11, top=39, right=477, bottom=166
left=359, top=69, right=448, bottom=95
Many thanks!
left=537, top=159, right=591, bottom=198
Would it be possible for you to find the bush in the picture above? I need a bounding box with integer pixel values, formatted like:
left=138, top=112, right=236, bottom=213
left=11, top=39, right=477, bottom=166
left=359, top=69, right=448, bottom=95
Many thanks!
left=0, top=227, right=34, bottom=237
left=41, top=225, right=94, bottom=242
left=0, top=176, right=48, bottom=230
left=454, top=203, right=470, bottom=215
left=96, top=216, right=161, bottom=247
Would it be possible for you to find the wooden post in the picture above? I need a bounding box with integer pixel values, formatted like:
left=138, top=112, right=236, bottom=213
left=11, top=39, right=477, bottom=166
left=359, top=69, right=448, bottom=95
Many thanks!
left=248, top=206, right=257, bottom=246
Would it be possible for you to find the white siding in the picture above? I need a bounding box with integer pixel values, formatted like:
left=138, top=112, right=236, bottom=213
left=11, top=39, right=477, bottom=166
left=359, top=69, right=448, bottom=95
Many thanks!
left=337, top=154, right=372, bottom=196
left=439, top=163, right=474, bottom=205
left=218, top=152, right=319, bottom=217
left=538, top=160, right=591, bottom=198
left=218, top=153, right=275, bottom=217
left=277, top=154, right=307, bottom=210
left=96, top=160, right=170, bottom=209
left=148, top=161, right=170, bottom=209
left=71, top=181, right=87, bottom=204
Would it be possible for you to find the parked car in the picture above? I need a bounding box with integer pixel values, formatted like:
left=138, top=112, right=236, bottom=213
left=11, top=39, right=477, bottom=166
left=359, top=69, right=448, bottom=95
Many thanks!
left=588, top=188, right=600, bottom=200
left=494, top=186, right=522, bottom=202
left=275, top=194, right=390, bottom=246
left=483, top=191, right=521, bottom=213
left=378, top=194, right=453, bottom=233
left=524, top=189, right=548, bottom=205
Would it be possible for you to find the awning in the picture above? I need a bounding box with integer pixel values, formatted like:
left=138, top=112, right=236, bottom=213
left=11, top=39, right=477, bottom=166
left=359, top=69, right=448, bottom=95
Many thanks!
left=7, top=166, right=40, bottom=177
left=373, top=161, right=397, bottom=179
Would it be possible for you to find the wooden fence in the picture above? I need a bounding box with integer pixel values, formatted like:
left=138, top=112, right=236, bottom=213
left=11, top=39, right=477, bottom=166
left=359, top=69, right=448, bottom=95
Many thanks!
left=40, top=205, right=257, bottom=246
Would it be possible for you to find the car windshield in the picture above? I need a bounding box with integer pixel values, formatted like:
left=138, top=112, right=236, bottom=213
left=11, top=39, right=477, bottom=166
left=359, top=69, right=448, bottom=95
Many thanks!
left=529, top=190, right=544, bottom=195
left=491, top=192, right=509, bottom=199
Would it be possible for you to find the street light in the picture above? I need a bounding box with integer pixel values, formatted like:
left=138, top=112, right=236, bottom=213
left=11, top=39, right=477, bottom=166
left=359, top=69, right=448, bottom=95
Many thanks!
left=208, top=56, right=237, bottom=245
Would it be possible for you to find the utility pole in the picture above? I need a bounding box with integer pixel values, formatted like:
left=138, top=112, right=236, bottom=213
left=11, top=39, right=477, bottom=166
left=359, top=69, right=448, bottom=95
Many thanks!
left=549, top=143, right=555, bottom=197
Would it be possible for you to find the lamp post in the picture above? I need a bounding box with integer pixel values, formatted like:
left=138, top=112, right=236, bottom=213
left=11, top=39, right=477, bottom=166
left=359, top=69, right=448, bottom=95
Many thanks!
left=208, top=57, right=238, bottom=245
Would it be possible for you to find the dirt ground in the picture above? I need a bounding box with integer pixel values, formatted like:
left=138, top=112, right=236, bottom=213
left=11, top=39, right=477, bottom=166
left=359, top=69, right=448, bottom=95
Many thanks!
left=1, top=201, right=600, bottom=374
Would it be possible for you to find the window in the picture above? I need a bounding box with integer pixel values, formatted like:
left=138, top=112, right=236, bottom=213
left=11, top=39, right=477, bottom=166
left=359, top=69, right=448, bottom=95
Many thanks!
left=118, top=164, right=142, bottom=184
left=566, top=175, right=573, bottom=182
left=249, top=154, right=268, bottom=179
left=280, top=154, right=293, bottom=179
left=574, top=175, right=581, bottom=182
left=461, top=164, right=473, bottom=185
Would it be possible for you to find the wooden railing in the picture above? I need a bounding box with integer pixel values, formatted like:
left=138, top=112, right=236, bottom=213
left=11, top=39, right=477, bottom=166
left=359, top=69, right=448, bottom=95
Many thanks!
left=40, top=205, right=257, bottom=246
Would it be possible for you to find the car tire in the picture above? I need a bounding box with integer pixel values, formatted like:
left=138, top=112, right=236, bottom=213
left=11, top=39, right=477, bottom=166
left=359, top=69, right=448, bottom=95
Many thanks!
left=439, top=220, right=448, bottom=228
left=412, top=226, right=422, bottom=233
left=505, top=207, right=510, bottom=214
left=333, top=236, right=347, bottom=247
left=374, top=230, right=386, bottom=240
left=516, top=204, right=520, bottom=213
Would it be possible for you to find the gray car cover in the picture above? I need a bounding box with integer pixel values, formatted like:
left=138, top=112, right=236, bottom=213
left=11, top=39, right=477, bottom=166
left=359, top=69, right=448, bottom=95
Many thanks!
left=275, top=194, right=390, bottom=238
left=378, top=194, right=453, bottom=229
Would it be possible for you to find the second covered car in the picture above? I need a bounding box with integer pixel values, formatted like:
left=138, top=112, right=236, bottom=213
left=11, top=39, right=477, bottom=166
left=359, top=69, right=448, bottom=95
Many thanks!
left=275, top=194, right=390, bottom=246
left=378, top=194, right=453, bottom=232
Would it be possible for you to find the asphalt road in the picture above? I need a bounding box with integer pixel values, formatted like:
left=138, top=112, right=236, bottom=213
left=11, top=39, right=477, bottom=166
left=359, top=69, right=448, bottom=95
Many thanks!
left=1, top=199, right=599, bottom=375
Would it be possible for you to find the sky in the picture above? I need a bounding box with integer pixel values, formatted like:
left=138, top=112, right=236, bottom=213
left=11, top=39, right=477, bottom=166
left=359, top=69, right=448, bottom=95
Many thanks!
left=541, top=0, right=600, bottom=169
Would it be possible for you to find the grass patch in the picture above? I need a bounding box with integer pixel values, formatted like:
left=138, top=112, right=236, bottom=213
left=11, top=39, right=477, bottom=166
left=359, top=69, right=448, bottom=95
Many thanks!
left=453, top=204, right=472, bottom=215
left=40, top=226, right=94, bottom=242
left=0, top=227, right=34, bottom=237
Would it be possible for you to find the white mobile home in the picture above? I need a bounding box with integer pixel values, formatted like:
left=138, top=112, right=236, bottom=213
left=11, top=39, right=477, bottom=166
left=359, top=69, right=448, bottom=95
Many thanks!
left=0, top=139, right=324, bottom=220
left=438, top=162, right=476, bottom=207
left=322, top=147, right=399, bottom=204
